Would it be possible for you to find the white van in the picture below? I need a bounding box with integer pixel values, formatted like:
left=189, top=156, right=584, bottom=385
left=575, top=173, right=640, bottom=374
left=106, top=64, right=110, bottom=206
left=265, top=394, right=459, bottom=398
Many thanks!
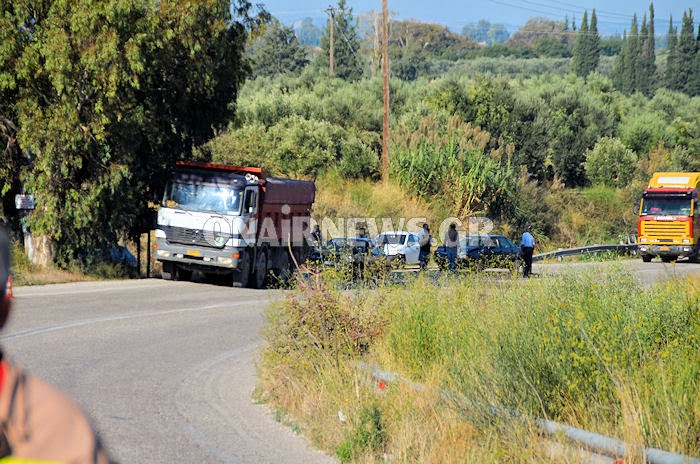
left=375, top=231, right=421, bottom=265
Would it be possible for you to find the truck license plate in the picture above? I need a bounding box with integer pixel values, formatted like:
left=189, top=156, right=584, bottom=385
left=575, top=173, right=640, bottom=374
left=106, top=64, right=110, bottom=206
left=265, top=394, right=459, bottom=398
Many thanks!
left=186, top=250, right=201, bottom=257
left=659, top=246, right=669, bottom=251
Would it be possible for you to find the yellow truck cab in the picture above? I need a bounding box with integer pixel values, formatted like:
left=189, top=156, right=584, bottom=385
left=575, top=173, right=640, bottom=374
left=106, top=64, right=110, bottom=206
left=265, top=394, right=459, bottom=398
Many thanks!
left=637, top=172, right=700, bottom=262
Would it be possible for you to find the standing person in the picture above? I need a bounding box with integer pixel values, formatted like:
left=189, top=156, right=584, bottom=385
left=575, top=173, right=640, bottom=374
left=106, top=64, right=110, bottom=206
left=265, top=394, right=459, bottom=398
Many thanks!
left=521, top=225, right=536, bottom=277
left=311, top=224, right=322, bottom=247
left=418, top=223, right=432, bottom=270
left=0, top=227, right=112, bottom=463
left=444, top=223, right=459, bottom=271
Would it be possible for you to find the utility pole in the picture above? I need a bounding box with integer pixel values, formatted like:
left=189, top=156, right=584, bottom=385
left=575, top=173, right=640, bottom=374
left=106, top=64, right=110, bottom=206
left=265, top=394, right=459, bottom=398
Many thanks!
left=326, top=6, right=335, bottom=77
left=381, top=0, right=389, bottom=182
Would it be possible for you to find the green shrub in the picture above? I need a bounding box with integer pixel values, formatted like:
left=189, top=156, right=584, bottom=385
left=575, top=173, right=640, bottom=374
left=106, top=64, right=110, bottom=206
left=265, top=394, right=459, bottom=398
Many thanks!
left=619, top=112, right=667, bottom=155
left=336, top=404, right=386, bottom=462
left=585, top=137, right=637, bottom=187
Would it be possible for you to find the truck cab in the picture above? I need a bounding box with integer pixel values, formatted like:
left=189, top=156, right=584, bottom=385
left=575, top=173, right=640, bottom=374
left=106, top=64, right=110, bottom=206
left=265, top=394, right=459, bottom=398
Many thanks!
left=637, top=172, right=700, bottom=263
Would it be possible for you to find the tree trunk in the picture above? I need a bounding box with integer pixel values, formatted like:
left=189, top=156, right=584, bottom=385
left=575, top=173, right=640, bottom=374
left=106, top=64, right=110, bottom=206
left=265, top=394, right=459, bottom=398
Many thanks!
left=30, top=235, right=56, bottom=267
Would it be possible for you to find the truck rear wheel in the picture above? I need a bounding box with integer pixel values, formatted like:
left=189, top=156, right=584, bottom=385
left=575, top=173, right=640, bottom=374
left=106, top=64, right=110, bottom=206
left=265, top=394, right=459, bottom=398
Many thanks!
left=273, top=251, right=293, bottom=287
left=252, top=250, right=267, bottom=289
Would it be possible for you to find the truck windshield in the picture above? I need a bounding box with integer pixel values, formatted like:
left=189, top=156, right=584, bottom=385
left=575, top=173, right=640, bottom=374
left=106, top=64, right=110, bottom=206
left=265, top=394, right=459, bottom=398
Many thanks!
left=641, top=198, right=691, bottom=216
left=163, top=181, right=242, bottom=215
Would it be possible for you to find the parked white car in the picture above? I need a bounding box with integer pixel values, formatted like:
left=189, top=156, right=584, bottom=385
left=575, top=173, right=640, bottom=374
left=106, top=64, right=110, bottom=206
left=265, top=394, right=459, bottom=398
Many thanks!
left=375, top=231, right=421, bottom=265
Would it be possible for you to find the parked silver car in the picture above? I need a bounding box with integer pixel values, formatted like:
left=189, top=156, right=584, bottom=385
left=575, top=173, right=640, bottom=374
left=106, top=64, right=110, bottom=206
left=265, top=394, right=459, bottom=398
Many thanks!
left=375, top=231, right=421, bottom=265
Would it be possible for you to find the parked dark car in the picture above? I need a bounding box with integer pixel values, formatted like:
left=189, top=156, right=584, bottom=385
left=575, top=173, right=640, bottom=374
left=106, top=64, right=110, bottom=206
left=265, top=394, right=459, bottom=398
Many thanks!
left=309, top=237, right=380, bottom=267
left=435, top=234, right=523, bottom=272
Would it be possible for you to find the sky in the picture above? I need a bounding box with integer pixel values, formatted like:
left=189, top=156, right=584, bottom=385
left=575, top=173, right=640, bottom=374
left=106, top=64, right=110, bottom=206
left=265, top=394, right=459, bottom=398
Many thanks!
left=256, top=0, right=695, bottom=36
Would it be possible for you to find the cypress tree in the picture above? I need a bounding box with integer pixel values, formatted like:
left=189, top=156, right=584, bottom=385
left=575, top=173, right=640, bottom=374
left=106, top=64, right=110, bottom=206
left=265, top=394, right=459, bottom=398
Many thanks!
left=664, top=16, right=680, bottom=90
left=638, top=13, right=654, bottom=95
left=676, top=10, right=696, bottom=93
left=613, top=30, right=630, bottom=92
left=572, top=11, right=590, bottom=76
left=689, top=24, right=700, bottom=95
left=627, top=15, right=641, bottom=92
left=588, top=10, right=601, bottom=74
left=640, top=4, right=657, bottom=96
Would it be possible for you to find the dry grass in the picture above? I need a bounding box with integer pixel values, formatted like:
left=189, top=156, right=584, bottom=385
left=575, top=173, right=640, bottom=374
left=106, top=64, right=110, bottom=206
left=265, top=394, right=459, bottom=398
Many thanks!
left=312, top=170, right=440, bottom=232
left=9, top=240, right=94, bottom=287
left=259, top=267, right=700, bottom=463
left=13, top=267, right=94, bottom=286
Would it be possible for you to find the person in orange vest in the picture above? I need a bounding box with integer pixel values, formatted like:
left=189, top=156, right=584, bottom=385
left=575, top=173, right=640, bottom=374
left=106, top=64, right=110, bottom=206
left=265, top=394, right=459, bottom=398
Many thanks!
left=0, top=226, right=113, bottom=463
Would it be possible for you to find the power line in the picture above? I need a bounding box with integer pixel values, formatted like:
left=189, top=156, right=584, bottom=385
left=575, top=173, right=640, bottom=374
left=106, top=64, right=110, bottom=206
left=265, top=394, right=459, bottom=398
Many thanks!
left=511, top=0, right=635, bottom=20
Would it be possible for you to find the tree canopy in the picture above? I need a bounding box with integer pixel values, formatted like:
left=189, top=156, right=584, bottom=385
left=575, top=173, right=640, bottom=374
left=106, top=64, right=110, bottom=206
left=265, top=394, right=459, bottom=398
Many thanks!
left=317, top=0, right=362, bottom=81
left=461, top=20, right=510, bottom=46
left=248, top=18, right=308, bottom=78
left=0, top=0, right=265, bottom=265
left=389, top=20, right=475, bottom=81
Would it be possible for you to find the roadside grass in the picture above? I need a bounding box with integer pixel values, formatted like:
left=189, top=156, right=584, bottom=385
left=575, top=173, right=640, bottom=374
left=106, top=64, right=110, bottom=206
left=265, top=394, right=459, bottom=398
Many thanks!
left=9, top=239, right=139, bottom=286
left=9, top=240, right=94, bottom=286
left=257, top=266, right=700, bottom=462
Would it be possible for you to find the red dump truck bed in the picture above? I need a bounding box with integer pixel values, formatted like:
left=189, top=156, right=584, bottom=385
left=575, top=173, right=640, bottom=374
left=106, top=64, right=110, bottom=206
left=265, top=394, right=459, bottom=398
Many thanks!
left=263, top=177, right=315, bottom=205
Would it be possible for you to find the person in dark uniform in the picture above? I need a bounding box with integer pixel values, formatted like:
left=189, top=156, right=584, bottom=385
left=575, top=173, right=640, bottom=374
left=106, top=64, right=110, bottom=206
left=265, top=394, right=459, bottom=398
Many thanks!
left=418, top=223, right=432, bottom=270
left=444, top=223, right=459, bottom=271
left=520, top=225, right=536, bottom=277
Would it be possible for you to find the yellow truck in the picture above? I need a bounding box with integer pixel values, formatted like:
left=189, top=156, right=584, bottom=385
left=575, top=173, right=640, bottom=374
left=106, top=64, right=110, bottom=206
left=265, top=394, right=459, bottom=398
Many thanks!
left=637, top=172, right=700, bottom=262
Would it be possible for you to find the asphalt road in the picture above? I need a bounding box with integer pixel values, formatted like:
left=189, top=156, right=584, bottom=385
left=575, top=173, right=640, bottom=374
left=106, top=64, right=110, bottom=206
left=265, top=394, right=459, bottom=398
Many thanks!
left=532, top=257, right=700, bottom=284
left=1, top=259, right=697, bottom=463
left=1, top=280, right=336, bottom=464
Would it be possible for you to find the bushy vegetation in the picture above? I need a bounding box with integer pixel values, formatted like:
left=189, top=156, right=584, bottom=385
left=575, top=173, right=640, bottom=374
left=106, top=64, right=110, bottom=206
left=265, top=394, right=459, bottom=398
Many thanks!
left=257, top=269, right=700, bottom=462
left=3, top=0, right=698, bottom=270
left=210, top=66, right=697, bottom=246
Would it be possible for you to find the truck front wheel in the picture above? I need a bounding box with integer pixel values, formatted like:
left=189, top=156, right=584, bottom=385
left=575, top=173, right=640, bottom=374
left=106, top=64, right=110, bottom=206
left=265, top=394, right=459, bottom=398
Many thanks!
left=641, top=255, right=652, bottom=263
left=233, top=253, right=250, bottom=288
left=175, top=267, right=192, bottom=281
left=161, top=262, right=174, bottom=280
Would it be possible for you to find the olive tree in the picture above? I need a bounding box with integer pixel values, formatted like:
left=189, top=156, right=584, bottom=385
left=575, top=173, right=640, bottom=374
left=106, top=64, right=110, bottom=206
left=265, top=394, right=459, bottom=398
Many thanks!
left=585, top=137, right=637, bottom=187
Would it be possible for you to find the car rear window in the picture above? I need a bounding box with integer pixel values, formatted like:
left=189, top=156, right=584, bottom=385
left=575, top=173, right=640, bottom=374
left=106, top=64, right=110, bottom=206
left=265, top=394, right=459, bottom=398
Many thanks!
left=378, top=234, right=406, bottom=245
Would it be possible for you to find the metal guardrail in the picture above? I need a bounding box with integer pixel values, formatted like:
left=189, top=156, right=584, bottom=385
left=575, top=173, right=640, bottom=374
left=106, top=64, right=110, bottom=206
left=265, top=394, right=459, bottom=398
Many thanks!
left=359, top=363, right=699, bottom=464
left=533, top=243, right=638, bottom=262
left=533, top=235, right=638, bottom=262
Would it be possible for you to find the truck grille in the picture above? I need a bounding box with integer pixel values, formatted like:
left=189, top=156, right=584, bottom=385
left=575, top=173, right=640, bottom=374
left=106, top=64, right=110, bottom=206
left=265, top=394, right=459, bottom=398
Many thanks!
left=161, top=225, right=223, bottom=248
left=640, top=221, right=689, bottom=241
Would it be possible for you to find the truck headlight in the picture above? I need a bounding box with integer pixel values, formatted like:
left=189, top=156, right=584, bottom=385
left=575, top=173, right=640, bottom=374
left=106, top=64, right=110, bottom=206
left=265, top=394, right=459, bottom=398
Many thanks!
left=156, top=249, right=171, bottom=257
left=682, top=239, right=690, bottom=244
left=639, top=238, right=647, bottom=243
left=217, top=257, right=233, bottom=265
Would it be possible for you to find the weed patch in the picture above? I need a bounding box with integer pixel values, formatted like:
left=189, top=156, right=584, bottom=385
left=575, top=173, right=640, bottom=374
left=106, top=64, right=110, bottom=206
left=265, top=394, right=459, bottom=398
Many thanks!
left=258, top=267, right=700, bottom=461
